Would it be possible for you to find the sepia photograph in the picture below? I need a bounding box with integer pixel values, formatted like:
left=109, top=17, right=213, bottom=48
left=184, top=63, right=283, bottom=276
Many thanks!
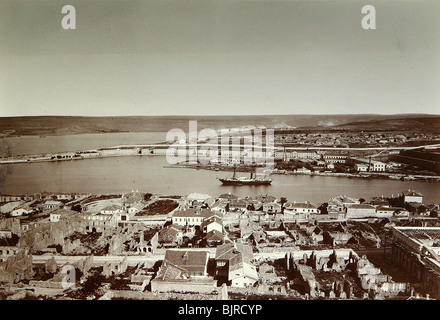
left=0, top=0, right=440, bottom=312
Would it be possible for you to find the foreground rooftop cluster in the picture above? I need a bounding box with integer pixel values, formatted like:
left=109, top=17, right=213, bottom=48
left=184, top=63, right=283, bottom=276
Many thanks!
left=0, top=189, right=439, bottom=300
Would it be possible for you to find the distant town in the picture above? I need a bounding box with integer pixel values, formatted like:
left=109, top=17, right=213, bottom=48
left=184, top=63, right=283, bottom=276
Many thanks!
left=1, top=187, right=440, bottom=300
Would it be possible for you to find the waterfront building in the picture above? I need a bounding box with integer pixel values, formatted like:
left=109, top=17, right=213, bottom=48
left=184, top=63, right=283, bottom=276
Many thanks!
left=371, top=161, right=386, bottom=172
left=355, top=163, right=369, bottom=172
left=403, top=190, right=424, bottom=204
left=323, top=154, right=347, bottom=164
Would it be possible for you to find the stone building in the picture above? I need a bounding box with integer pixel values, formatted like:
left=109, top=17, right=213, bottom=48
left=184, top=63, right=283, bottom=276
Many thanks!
left=345, top=204, right=376, bottom=219
left=391, top=226, right=440, bottom=299
left=151, top=249, right=217, bottom=293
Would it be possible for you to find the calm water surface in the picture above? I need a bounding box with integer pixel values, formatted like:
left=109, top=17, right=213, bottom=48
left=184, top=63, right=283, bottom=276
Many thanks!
left=1, top=156, right=439, bottom=205
left=1, top=132, right=168, bottom=156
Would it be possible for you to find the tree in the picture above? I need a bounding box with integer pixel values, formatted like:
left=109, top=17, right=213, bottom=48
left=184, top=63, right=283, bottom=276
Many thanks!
left=318, top=203, right=328, bottom=215
left=280, top=197, right=287, bottom=214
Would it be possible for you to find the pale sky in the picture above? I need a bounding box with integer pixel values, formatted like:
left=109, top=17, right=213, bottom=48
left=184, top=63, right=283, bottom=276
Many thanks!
left=0, top=0, right=439, bottom=116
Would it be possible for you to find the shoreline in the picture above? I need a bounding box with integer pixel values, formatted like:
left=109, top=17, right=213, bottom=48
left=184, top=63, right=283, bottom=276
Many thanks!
left=2, top=150, right=439, bottom=183
left=1, top=142, right=440, bottom=183
left=165, top=163, right=440, bottom=183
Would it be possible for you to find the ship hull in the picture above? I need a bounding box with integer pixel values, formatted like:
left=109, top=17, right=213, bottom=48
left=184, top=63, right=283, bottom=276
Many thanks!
left=218, top=179, right=272, bottom=186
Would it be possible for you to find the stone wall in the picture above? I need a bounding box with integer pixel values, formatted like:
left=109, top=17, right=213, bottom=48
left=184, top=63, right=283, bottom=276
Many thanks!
left=107, top=289, right=219, bottom=300
left=151, top=278, right=218, bottom=293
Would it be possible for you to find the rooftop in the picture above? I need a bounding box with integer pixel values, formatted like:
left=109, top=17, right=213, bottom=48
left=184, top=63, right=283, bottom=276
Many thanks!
left=215, top=242, right=253, bottom=262
left=348, top=204, right=376, bottom=209
left=398, top=227, right=440, bottom=242
left=172, top=208, right=213, bottom=218
left=287, top=202, right=317, bottom=209
left=403, top=190, right=423, bottom=197
left=163, top=249, right=209, bottom=274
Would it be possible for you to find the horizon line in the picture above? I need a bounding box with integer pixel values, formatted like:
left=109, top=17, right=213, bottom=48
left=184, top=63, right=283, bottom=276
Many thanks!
left=0, top=112, right=439, bottom=118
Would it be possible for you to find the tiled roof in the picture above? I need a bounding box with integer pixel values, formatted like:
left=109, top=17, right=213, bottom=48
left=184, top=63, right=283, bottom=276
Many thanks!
left=228, top=251, right=258, bottom=281
left=399, top=228, right=440, bottom=241
left=201, top=216, right=223, bottom=228
left=45, top=200, right=62, bottom=205
left=287, top=202, right=317, bottom=209
left=377, top=206, right=406, bottom=211
left=187, top=193, right=212, bottom=202
left=172, top=208, right=213, bottom=218
left=252, top=194, right=277, bottom=203
left=348, top=204, right=375, bottom=209
left=158, top=224, right=183, bottom=242
left=230, top=199, right=247, bottom=206
left=160, top=262, right=188, bottom=280
left=404, top=190, right=423, bottom=197
left=205, top=230, right=223, bottom=242
left=215, top=243, right=253, bottom=262
left=163, top=250, right=209, bottom=274
left=218, top=193, right=238, bottom=200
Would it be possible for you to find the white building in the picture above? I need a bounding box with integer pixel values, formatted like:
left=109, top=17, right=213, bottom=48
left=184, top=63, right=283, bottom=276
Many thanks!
left=376, top=207, right=409, bottom=218
left=127, top=203, right=145, bottom=215
left=56, top=194, right=75, bottom=201
left=172, top=208, right=213, bottom=226
left=323, top=154, right=347, bottom=164
left=44, top=200, right=63, bottom=210
left=285, top=202, right=320, bottom=215
left=10, top=208, right=32, bottom=217
left=201, top=216, right=223, bottom=234
left=100, top=205, right=125, bottom=215
left=403, top=190, right=423, bottom=204
left=50, top=212, right=61, bottom=223
left=355, top=163, right=369, bottom=172
left=294, top=167, right=312, bottom=174
left=229, top=262, right=259, bottom=288
left=371, top=161, right=386, bottom=172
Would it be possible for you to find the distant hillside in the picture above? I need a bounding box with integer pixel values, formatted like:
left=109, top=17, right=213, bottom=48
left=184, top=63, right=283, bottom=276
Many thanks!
left=327, top=116, right=440, bottom=133
left=0, top=114, right=438, bottom=136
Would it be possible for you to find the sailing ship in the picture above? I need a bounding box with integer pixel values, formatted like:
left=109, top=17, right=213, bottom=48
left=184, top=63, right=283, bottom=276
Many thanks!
left=218, top=166, right=272, bottom=186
